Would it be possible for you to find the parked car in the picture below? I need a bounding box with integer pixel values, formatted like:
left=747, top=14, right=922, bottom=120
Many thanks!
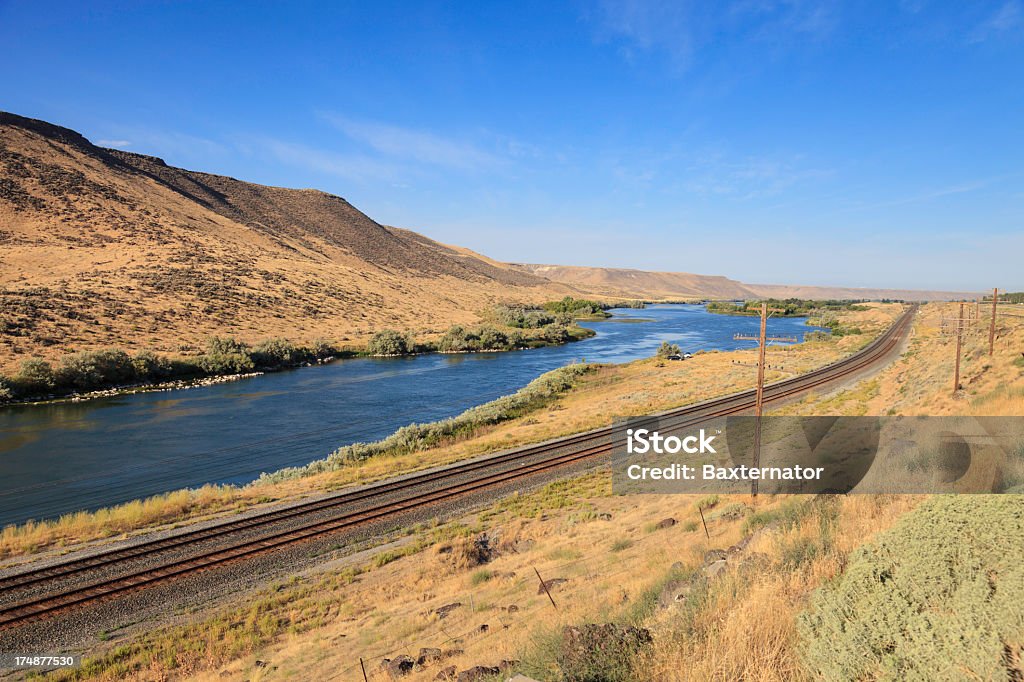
left=682, top=352, right=693, bottom=359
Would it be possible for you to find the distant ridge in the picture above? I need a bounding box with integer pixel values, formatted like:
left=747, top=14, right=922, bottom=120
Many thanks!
left=511, top=264, right=980, bottom=303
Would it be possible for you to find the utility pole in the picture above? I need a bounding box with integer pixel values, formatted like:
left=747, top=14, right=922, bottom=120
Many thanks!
left=954, top=302, right=964, bottom=395
left=732, top=302, right=796, bottom=497
left=989, top=287, right=998, bottom=356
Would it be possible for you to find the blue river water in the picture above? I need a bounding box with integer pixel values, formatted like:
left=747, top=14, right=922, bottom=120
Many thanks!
left=0, top=305, right=821, bottom=525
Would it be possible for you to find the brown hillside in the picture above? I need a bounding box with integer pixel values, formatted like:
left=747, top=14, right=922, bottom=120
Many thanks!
left=0, top=112, right=569, bottom=371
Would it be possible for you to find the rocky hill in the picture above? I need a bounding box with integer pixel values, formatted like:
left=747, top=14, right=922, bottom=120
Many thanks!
left=0, top=112, right=570, bottom=370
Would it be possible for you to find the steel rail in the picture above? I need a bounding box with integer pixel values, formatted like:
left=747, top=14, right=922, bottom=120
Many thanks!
left=0, top=305, right=916, bottom=628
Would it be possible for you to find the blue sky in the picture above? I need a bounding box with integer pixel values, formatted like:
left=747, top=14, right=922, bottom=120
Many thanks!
left=1, top=1, right=1021, bottom=291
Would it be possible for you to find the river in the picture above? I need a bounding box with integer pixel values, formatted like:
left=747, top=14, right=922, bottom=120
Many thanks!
left=0, top=304, right=821, bottom=525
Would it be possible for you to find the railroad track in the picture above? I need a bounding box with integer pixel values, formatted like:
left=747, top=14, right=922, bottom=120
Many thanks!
left=0, top=305, right=917, bottom=629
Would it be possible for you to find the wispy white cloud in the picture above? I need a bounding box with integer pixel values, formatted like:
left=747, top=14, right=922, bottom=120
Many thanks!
left=846, top=176, right=1005, bottom=211
left=681, top=151, right=833, bottom=199
left=590, top=0, right=838, bottom=71
left=96, top=139, right=131, bottom=149
left=969, top=1, right=1024, bottom=43
left=319, top=113, right=502, bottom=171
left=256, top=137, right=407, bottom=184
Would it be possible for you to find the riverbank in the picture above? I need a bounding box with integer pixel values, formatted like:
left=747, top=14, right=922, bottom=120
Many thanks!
left=0, top=303, right=901, bottom=561
left=0, top=298, right=615, bottom=407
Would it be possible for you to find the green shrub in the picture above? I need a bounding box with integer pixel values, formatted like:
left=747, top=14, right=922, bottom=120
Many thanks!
left=470, top=569, right=495, bottom=586
left=656, top=341, right=681, bottom=358
left=309, top=338, right=337, bottom=358
left=438, top=325, right=470, bottom=352
left=543, top=325, right=570, bottom=344
left=131, top=350, right=176, bottom=380
left=56, top=349, right=135, bottom=391
left=0, top=377, right=12, bottom=402
left=14, top=357, right=56, bottom=394
left=610, top=538, right=633, bottom=552
left=199, top=337, right=255, bottom=374
left=251, top=338, right=304, bottom=367
left=799, top=496, right=1024, bottom=681
left=367, top=330, right=411, bottom=356
left=477, top=325, right=508, bottom=350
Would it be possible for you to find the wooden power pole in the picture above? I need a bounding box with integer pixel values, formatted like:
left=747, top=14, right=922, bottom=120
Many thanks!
left=732, top=302, right=796, bottom=497
left=988, top=287, right=998, bottom=356
left=954, top=302, right=964, bottom=395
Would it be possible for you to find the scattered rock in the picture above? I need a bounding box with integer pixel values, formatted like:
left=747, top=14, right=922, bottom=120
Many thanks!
left=442, top=649, right=464, bottom=658
left=435, top=665, right=457, bottom=680
left=478, top=623, right=489, bottom=633
left=457, top=665, right=500, bottom=681
left=513, top=538, right=535, bottom=553
left=597, top=512, right=613, bottom=520
left=655, top=517, right=676, bottom=529
left=657, top=577, right=694, bottom=609
left=385, top=655, right=415, bottom=677
left=738, top=552, right=771, bottom=571
left=499, top=659, right=520, bottom=671
left=703, top=549, right=728, bottom=564
left=417, top=648, right=443, bottom=666
left=506, top=604, right=519, bottom=613
left=254, top=660, right=267, bottom=668
left=433, top=602, right=463, bottom=619
left=538, top=577, right=569, bottom=594
left=704, top=559, right=729, bottom=579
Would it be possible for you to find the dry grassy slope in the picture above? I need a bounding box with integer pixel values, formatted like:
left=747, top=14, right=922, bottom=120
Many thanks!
left=511, top=264, right=759, bottom=300
left=513, top=264, right=981, bottom=302
left=0, top=112, right=573, bottom=371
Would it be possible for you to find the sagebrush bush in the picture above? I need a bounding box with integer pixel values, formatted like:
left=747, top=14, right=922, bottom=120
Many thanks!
left=199, top=337, right=256, bottom=373
left=656, top=341, right=681, bottom=358
left=14, top=357, right=56, bottom=393
left=367, top=329, right=411, bottom=356
left=251, top=338, right=304, bottom=367
left=799, top=496, right=1024, bottom=681
left=56, top=349, right=135, bottom=391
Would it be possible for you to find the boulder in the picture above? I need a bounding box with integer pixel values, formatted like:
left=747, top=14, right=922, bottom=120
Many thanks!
left=703, top=549, right=728, bottom=564
left=385, top=655, right=415, bottom=677
left=417, top=648, right=443, bottom=666
left=435, top=665, right=457, bottom=680
left=655, top=517, right=676, bottom=529
left=432, top=602, right=463, bottom=619
left=457, top=665, right=500, bottom=681
left=704, top=559, right=729, bottom=579
left=537, top=577, right=569, bottom=594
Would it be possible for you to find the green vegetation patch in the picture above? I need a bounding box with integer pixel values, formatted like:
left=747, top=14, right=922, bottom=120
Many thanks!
left=706, top=298, right=870, bottom=317
left=1, top=336, right=340, bottom=404
left=799, top=496, right=1024, bottom=681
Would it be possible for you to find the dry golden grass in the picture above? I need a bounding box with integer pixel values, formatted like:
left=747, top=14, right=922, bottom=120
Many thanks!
left=636, top=495, right=923, bottom=682
left=0, top=118, right=573, bottom=373
left=0, top=305, right=903, bottom=562
left=777, top=301, right=1024, bottom=417
left=47, top=301, right=1024, bottom=682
